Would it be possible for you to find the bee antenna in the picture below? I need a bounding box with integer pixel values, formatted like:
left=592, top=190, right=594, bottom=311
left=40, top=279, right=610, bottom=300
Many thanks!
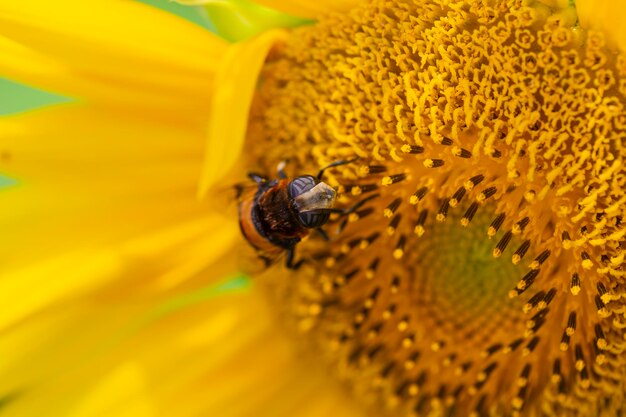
left=317, top=156, right=360, bottom=180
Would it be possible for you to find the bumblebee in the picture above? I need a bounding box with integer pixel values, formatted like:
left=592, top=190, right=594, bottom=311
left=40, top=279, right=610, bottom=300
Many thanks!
left=238, top=159, right=355, bottom=268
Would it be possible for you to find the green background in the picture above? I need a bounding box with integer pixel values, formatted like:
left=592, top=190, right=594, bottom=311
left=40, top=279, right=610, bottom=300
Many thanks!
left=0, top=0, right=214, bottom=115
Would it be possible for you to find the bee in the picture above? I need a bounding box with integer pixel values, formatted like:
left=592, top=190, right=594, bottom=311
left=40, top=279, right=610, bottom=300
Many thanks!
left=238, top=159, right=357, bottom=269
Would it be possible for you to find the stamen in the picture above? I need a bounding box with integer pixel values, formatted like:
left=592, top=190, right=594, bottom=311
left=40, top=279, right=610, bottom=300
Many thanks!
left=384, top=198, right=402, bottom=218
left=382, top=173, right=407, bottom=185
left=529, top=250, right=551, bottom=270
left=449, top=187, right=466, bottom=207
left=414, top=209, right=428, bottom=236
left=570, top=273, right=581, bottom=295
left=493, top=231, right=512, bottom=257
left=464, top=175, right=485, bottom=191
left=452, top=146, right=472, bottom=158
left=461, top=202, right=479, bottom=227
left=477, top=186, right=497, bottom=202
left=512, top=240, right=531, bottom=264
left=436, top=199, right=450, bottom=222
left=401, top=144, right=424, bottom=154
left=367, top=165, right=388, bottom=174
left=512, top=217, right=529, bottom=234
left=487, top=213, right=506, bottom=237
left=387, top=214, right=402, bottom=235
left=409, top=187, right=428, bottom=205
left=423, top=158, right=445, bottom=168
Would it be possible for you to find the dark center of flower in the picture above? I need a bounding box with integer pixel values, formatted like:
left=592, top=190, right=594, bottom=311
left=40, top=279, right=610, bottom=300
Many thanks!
left=246, top=0, right=626, bottom=415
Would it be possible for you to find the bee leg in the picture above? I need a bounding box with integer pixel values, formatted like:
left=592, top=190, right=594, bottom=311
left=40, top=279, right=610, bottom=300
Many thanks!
left=317, top=156, right=359, bottom=180
left=316, top=227, right=330, bottom=241
left=248, top=172, right=267, bottom=184
left=286, top=247, right=305, bottom=270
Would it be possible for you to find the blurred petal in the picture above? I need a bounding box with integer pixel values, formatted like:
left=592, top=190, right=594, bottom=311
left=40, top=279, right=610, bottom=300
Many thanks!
left=577, top=0, right=626, bottom=52
left=0, top=104, right=241, bottom=328
left=0, top=0, right=227, bottom=112
left=176, top=0, right=361, bottom=19
left=199, top=29, right=287, bottom=197
left=0, top=289, right=362, bottom=417
left=200, top=0, right=311, bottom=42
left=251, top=0, right=362, bottom=18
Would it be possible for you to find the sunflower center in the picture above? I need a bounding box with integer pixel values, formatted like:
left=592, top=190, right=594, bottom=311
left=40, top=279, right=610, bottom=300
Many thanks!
left=246, top=0, right=626, bottom=415
left=412, top=211, right=524, bottom=330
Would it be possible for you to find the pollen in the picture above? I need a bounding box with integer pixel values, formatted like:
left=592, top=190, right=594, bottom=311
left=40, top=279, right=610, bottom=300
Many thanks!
left=248, top=0, right=626, bottom=416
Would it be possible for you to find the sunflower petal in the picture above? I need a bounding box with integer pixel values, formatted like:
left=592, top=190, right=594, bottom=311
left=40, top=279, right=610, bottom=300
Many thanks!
left=0, top=0, right=227, bottom=110
left=199, top=29, right=287, bottom=197
left=178, top=0, right=362, bottom=19
left=0, top=104, right=241, bottom=328
left=200, top=0, right=311, bottom=42
left=576, top=0, right=626, bottom=52
left=0, top=290, right=363, bottom=417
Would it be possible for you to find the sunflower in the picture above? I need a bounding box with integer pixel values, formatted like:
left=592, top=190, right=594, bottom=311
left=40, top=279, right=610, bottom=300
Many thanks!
left=1, top=0, right=625, bottom=416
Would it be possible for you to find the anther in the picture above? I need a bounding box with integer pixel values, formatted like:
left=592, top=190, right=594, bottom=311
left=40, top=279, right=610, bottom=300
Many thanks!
left=504, top=338, right=524, bottom=353
left=449, top=187, right=466, bottom=207
left=481, top=343, right=503, bottom=358
left=566, top=312, right=577, bottom=337
left=382, top=304, right=396, bottom=320
left=352, top=207, right=374, bottom=222
left=512, top=217, right=530, bottom=234
left=488, top=213, right=506, bottom=237
left=464, top=174, right=485, bottom=191
left=390, top=275, right=401, bottom=294
left=477, top=186, right=497, bottom=202
left=436, top=199, right=450, bottom=222
left=512, top=240, right=531, bottom=264
left=364, top=287, right=380, bottom=309
left=358, top=183, right=379, bottom=193
left=518, top=364, right=531, bottom=387
left=401, top=144, right=424, bottom=154
left=367, top=165, right=388, bottom=174
left=452, top=146, right=472, bottom=158
left=423, top=158, right=445, bottom=168
left=394, top=235, right=406, bottom=259
left=551, top=359, right=562, bottom=384
left=560, top=332, right=570, bottom=351
left=595, top=295, right=609, bottom=317
left=597, top=282, right=611, bottom=304
left=441, top=137, right=453, bottom=146
left=523, top=291, right=545, bottom=313
left=490, top=148, right=502, bottom=158
left=409, top=187, right=428, bottom=204
left=384, top=198, right=402, bottom=218
left=529, top=250, right=551, bottom=270
left=522, top=337, right=540, bottom=356
left=493, top=231, right=512, bottom=257
left=476, top=363, right=497, bottom=382
left=365, top=258, right=380, bottom=279
left=514, top=269, right=539, bottom=294
left=387, top=214, right=402, bottom=235
left=581, top=251, right=593, bottom=269
left=415, top=209, right=428, bottom=236
left=382, top=173, right=407, bottom=185
left=461, top=202, right=479, bottom=227
left=595, top=324, right=608, bottom=349
left=574, top=344, right=585, bottom=371
left=512, top=386, right=527, bottom=410
left=570, top=273, right=581, bottom=295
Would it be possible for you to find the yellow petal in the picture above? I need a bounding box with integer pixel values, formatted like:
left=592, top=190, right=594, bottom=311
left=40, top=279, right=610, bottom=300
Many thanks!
left=0, top=104, right=242, bottom=328
left=0, top=0, right=226, bottom=110
left=183, top=0, right=362, bottom=19
left=0, top=289, right=363, bottom=417
left=199, top=29, right=287, bottom=197
left=251, top=0, right=361, bottom=18
left=576, top=0, right=626, bottom=52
